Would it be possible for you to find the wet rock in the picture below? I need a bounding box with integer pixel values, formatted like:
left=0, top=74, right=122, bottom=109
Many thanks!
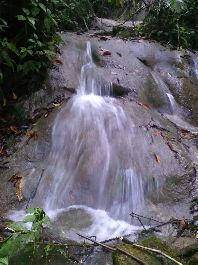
left=0, top=30, right=198, bottom=235
left=113, top=236, right=179, bottom=265
left=189, top=252, right=198, bottom=265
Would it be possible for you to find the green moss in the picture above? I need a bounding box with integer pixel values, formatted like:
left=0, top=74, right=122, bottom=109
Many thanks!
left=113, top=236, right=181, bottom=265
left=113, top=243, right=163, bottom=265
left=112, top=26, right=136, bottom=38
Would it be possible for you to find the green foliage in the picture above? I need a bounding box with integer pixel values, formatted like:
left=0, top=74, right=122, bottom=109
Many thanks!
left=55, top=0, right=95, bottom=30
left=0, top=208, right=67, bottom=265
left=139, top=0, right=198, bottom=49
left=0, top=0, right=61, bottom=103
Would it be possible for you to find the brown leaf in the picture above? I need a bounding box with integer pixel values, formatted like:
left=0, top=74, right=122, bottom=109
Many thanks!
left=0, top=145, right=11, bottom=157
left=137, top=102, right=150, bottom=110
left=178, top=218, right=188, bottom=231
left=116, top=52, right=122, bottom=57
left=12, top=92, right=17, bottom=100
left=142, top=103, right=150, bottom=110
left=54, top=59, right=63, bottom=65
left=10, top=125, right=19, bottom=134
left=52, top=103, right=61, bottom=107
left=26, top=129, right=39, bottom=141
left=154, top=154, right=160, bottom=163
left=154, top=130, right=161, bottom=137
left=100, top=49, right=112, bottom=56
left=180, top=128, right=190, bottom=134
left=9, top=172, right=24, bottom=201
left=100, top=36, right=111, bottom=41
left=16, top=178, right=24, bottom=201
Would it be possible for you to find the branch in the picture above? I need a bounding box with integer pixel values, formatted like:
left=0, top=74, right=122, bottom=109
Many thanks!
left=77, top=233, right=146, bottom=265
left=133, top=244, right=183, bottom=265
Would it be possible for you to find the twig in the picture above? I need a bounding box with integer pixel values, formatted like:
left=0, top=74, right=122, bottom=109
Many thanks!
left=77, top=233, right=146, bottom=265
left=76, top=233, right=114, bottom=251
left=133, top=244, right=184, bottom=265
left=130, top=212, right=164, bottom=224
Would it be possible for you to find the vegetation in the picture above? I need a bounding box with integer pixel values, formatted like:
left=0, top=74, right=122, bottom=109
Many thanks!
left=141, top=0, right=198, bottom=49
left=0, top=208, right=70, bottom=265
left=0, top=0, right=197, bottom=105
left=110, top=0, right=198, bottom=49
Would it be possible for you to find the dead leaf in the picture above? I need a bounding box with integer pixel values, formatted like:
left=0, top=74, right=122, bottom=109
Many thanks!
left=137, top=102, right=150, bottom=110
left=142, top=103, right=150, bottom=110
left=12, top=92, right=17, bottom=100
left=16, top=178, right=24, bottom=201
left=154, top=154, right=160, bottom=163
left=100, top=36, right=111, bottom=41
left=52, top=103, right=61, bottom=107
left=116, top=52, right=122, bottom=57
left=180, top=128, right=190, bottom=134
left=9, top=172, right=24, bottom=201
left=178, top=218, right=188, bottom=231
left=2, top=97, right=7, bottom=107
left=100, top=48, right=112, bottom=56
left=9, top=125, right=19, bottom=134
left=154, top=130, right=161, bottom=137
left=54, top=59, right=63, bottom=65
left=0, top=145, right=11, bottom=157
left=26, top=129, right=39, bottom=142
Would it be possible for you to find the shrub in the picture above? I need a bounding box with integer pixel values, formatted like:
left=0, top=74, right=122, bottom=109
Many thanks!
left=140, top=0, right=198, bottom=49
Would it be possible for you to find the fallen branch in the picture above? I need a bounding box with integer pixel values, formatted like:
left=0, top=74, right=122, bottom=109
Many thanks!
left=77, top=233, right=146, bottom=265
left=133, top=243, right=183, bottom=265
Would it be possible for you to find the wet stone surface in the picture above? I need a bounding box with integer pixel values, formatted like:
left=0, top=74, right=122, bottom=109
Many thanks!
left=0, top=29, right=198, bottom=244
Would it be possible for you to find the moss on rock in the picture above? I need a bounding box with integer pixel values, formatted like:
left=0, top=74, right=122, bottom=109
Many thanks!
left=113, top=236, right=180, bottom=265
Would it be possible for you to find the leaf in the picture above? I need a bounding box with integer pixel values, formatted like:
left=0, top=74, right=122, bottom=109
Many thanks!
left=8, top=222, right=27, bottom=232
left=54, top=59, right=63, bottom=65
left=154, top=130, right=161, bottom=137
left=0, top=257, right=8, bottom=265
left=2, top=97, right=7, bottom=107
left=27, top=17, right=36, bottom=28
left=22, top=8, right=30, bottom=16
left=9, top=125, right=19, bottom=134
left=23, top=215, right=35, bottom=223
left=154, top=154, right=160, bottom=163
left=26, top=208, right=36, bottom=214
left=16, top=15, right=26, bottom=21
left=38, top=3, right=47, bottom=12
left=12, top=92, right=17, bottom=100
left=0, top=232, right=34, bottom=259
left=52, top=103, right=61, bottom=107
left=101, top=49, right=112, bottom=56
left=26, top=129, right=39, bottom=141
left=142, top=103, right=150, bottom=110
left=9, top=173, right=24, bottom=201
left=16, top=178, right=24, bottom=201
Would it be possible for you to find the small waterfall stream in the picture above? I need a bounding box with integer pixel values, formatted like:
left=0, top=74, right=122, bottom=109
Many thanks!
left=31, top=42, right=146, bottom=240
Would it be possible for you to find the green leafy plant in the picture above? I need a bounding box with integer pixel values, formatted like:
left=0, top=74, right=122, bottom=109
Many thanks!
left=139, top=0, right=198, bottom=49
left=0, top=208, right=69, bottom=265
left=0, top=0, right=61, bottom=104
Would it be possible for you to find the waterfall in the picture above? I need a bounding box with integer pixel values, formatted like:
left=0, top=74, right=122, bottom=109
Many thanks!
left=27, top=42, right=147, bottom=240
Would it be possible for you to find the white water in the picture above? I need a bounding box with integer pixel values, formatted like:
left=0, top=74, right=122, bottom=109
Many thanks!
left=10, top=42, right=147, bottom=241
left=166, top=92, right=198, bottom=134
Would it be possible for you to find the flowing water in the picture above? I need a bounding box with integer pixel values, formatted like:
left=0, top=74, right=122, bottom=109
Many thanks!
left=8, top=42, right=156, bottom=242
left=25, top=42, right=147, bottom=241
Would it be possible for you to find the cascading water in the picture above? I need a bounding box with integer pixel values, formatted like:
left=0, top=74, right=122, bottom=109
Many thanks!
left=12, top=42, right=147, bottom=241
left=165, top=92, right=198, bottom=134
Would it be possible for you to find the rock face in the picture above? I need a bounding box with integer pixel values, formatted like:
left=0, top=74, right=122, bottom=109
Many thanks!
left=0, top=29, right=198, bottom=235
